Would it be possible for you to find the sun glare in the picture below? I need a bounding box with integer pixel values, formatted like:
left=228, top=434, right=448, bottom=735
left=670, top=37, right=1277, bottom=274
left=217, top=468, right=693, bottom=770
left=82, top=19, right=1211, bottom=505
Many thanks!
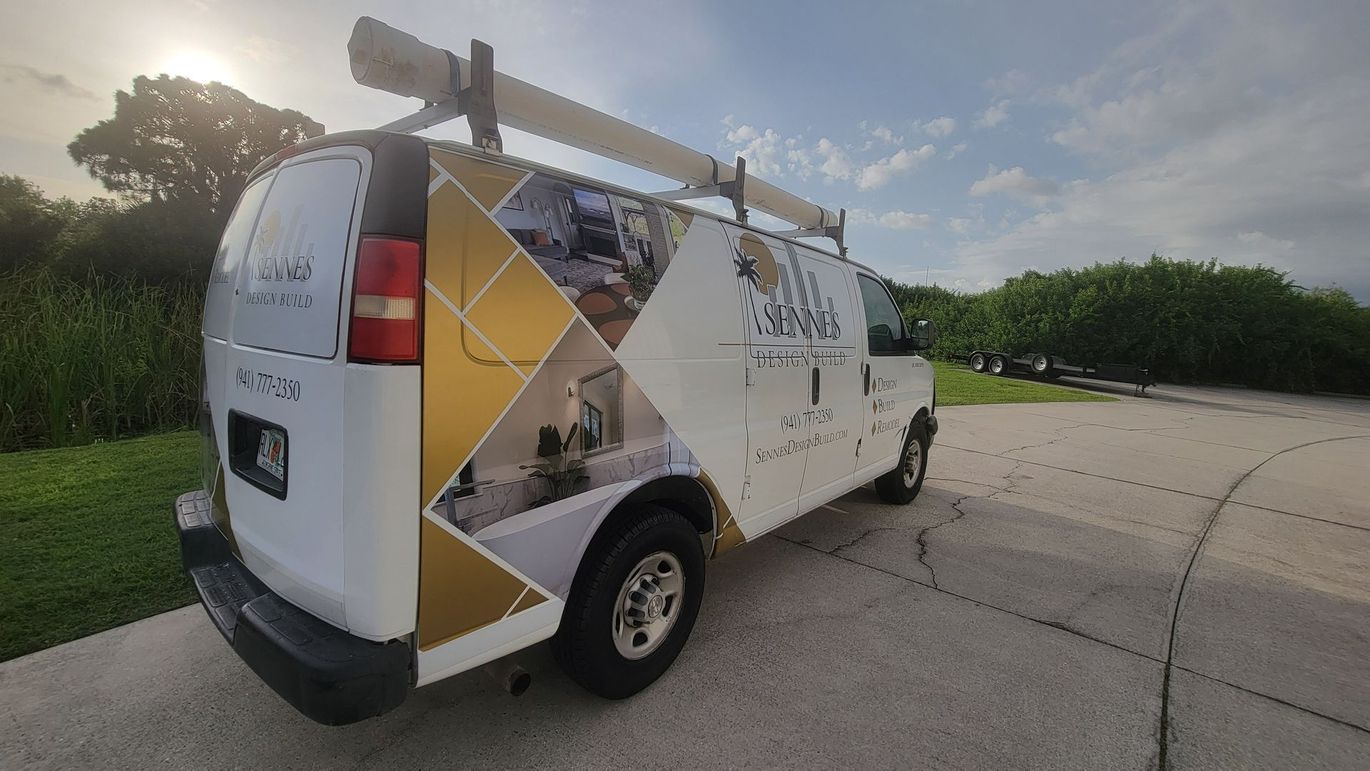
left=160, top=50, right=233, bottom=85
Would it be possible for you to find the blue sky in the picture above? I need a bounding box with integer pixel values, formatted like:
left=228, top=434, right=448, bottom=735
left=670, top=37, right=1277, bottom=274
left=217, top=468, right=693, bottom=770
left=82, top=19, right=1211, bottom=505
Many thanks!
left=3, top=0, right=1367, bottom=297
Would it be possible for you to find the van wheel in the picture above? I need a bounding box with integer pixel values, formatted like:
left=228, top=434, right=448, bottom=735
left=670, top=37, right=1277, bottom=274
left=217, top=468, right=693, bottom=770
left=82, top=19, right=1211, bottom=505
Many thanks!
left=552, top=504, right=705, bottom=699
left=874, top=421, right=930, bottom=504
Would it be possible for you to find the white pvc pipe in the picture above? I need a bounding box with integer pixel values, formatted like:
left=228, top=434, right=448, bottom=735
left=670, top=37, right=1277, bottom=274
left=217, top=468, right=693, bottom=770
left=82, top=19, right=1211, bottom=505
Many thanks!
left=347, top=17, right=839, bottom=231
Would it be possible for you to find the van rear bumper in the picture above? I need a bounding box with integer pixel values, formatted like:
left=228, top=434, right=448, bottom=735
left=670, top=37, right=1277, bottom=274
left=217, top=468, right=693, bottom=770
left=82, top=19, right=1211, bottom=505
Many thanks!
left=175, top=490, right=410, bottom=725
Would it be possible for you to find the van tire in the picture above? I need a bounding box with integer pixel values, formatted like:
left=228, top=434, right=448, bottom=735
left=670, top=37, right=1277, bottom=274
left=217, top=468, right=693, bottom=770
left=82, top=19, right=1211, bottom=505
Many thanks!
left=874, top=421, right=929, bottom=504
left=552, top=504, right=705, bottom=699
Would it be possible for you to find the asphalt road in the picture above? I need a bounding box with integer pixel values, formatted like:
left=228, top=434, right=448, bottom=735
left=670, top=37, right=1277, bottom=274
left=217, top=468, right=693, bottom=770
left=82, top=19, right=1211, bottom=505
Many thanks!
left=3, top=382, right=1369, bottom=769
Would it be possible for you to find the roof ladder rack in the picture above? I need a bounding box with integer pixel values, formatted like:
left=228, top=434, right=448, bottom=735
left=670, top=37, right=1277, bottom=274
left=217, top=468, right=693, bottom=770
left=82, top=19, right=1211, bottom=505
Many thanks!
left=350, top=17, right=847, bottom=254
left=376, top=39, right=503, bottom=154
left=773, top=207, right=848, bottom=258
left=653, top=155, right=750, bottom=224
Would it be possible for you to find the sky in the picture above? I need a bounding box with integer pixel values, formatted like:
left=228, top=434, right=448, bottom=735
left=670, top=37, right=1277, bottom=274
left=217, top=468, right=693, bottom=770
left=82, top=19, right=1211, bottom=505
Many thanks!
left=2, top=0, right=1367, bottom=298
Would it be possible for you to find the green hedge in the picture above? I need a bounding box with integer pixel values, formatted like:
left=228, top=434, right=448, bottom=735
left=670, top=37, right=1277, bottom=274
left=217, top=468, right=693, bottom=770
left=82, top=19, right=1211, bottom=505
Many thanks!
left=0, top=268, right=202, bottom=451
left=3, top=255, right=1365, bottom=452
left=888, top=256, right=1370, bottom=394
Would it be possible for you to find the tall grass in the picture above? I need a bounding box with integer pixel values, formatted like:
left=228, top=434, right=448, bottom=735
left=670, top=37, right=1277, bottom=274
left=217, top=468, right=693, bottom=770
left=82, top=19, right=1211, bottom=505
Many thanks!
left=0, top=268, right=202, bottom=451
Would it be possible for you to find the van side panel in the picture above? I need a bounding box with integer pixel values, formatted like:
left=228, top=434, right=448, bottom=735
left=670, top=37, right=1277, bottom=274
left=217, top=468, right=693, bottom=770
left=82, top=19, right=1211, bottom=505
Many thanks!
left=414, top=148, right=564, bottom=683
left=412, top=146, right=754, bottom=680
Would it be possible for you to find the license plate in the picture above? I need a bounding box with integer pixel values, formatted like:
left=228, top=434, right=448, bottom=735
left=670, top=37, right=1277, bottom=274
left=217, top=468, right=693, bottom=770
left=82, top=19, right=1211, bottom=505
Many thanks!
left=256, top=428, right=286, bottom=481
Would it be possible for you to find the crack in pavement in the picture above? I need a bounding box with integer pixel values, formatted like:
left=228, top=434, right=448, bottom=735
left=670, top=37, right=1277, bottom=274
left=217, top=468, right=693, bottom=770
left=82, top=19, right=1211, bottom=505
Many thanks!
left=925, top=475, right=1010, bottom=493
left=830, top=526, right=900, bottom=555
left=996, top=423, right=1091, bottom=455
left=1156, top=433, right=1370, bottom=770
left=941, top=440, right=1370, bottom=533
left=773, top=527, right=1370, bottom=739
left=798, top=416, right=1370, bottom=765
left=913, top=462, right=1034, bottom=589
left=770, top=531, right=1165, bottom=665
left=914, top=495, right=971, bottom=590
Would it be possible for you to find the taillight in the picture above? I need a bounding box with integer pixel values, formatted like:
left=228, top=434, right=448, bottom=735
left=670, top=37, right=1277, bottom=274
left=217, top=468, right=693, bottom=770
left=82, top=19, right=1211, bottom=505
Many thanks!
left=349, top=237, right=422, bottom=363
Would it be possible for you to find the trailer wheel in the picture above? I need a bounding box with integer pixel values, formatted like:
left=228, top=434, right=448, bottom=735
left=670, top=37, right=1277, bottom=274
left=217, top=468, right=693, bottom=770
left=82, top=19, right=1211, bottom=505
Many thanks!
left=875, top=421, right=930, bottom=504
left=988, top=355, right=1009, bottom=376
left=1031, top=354, right=1053, bottom=375
left=969, top=352, right=987, bottom=373
left=552, top=504, right=705, bottom=699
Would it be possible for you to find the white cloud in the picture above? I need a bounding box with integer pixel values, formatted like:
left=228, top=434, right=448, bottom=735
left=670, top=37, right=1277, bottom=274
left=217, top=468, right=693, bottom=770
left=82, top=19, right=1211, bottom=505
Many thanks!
left=916, top=116, right=957, bottom=138
left=815, top=137, right=855, bottom=182
left=985, top=69, right=1031, bottom=98
left=969, top=165, right=1060, bottom=202
left=949, top=2, right=1370, bottom=298
left=720, top=120, right=785, bottom=177
left=784, top=136, right=814, bottom=179
left=975, top=99, right=1011, bottom=128
left=0, top=64, right=96, bottom=100
left=946, top=142, right=968, bottom=160
left=1236, top=230, right=1295, bottom=252
left=947, top=217, right=974, bottom=235
left=859, top=123, right=902, bottom=147
left=855, top=144, right=935, bottom=190
left=849, top=209, right=934, bottom=230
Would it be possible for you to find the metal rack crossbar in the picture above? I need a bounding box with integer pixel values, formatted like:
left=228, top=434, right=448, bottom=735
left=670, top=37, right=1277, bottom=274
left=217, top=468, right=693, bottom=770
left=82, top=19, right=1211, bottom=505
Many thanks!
left=349, top=16, right=847, bottom=256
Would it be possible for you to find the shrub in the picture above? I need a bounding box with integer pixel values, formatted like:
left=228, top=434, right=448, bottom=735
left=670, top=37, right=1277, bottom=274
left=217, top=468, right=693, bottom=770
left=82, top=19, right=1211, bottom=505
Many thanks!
left=0, top=268, right=202, bottom=451
left=889, top=256, right=1370, bottom=394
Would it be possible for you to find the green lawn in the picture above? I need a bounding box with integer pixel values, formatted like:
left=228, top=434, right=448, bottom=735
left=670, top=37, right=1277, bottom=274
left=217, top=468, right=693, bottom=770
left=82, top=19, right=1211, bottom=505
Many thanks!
left=934, top=362, right=1118, bottom=407
left=0, top=431, right=198, bottom=662
left=0, top=365, right=1113, bottom=662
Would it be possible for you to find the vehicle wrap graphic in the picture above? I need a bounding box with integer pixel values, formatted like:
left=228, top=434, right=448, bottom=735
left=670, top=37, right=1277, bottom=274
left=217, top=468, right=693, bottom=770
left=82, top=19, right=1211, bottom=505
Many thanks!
left=417, top=147, right=741, bottom=653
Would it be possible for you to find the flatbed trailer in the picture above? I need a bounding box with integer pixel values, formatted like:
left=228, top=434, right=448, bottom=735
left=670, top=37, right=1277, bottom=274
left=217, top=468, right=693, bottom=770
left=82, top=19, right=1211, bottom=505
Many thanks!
left=967, top=350, right=1155, bottom=395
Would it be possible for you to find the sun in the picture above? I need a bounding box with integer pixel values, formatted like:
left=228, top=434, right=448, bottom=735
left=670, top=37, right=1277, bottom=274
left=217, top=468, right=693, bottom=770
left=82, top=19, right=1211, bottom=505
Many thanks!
left=160, top=49, right=233, bottom=85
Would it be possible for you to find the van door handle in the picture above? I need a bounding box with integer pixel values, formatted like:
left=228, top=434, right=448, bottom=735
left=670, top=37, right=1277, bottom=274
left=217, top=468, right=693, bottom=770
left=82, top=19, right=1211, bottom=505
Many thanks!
left=811, top=367, right=820, bottom=406
left=863, top=363, right=870, bottom=396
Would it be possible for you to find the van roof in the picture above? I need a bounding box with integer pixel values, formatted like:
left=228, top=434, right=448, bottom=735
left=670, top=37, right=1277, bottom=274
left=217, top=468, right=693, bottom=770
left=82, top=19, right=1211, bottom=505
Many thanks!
left=248, top=130, right=886, bottom=278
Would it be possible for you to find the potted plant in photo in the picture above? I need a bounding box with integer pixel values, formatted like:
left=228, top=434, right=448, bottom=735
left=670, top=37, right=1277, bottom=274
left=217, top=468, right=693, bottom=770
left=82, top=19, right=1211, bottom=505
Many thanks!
left=623, top=264, right=656, bottom=312
left=520, top=423, right=588, bottom=506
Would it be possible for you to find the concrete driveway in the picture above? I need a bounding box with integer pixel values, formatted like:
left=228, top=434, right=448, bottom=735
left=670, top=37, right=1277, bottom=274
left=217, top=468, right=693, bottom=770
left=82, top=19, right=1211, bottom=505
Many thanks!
left=3, top=383, right=1369, bottom=769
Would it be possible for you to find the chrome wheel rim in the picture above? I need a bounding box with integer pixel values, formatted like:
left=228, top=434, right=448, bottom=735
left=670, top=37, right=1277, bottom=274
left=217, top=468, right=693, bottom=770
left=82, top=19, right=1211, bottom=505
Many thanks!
left=970, top=353, right=985, bottom=371
left=613, top=551, right=684, bottom=660
left=991, top=359, right=1004, bottom=373
left=902, top=440, right=923, bottom=487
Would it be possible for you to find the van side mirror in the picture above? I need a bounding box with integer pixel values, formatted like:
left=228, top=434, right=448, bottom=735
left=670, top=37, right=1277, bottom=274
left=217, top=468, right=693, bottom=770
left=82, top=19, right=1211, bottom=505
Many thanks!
left=906, top=319, right=937, bottom=351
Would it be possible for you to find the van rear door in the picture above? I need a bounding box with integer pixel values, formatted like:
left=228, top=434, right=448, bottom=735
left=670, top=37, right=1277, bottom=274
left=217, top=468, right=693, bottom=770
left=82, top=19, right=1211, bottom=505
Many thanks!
left=217, top=148, right=369, bottom=630
left=204, top=135, right=430, bottom=640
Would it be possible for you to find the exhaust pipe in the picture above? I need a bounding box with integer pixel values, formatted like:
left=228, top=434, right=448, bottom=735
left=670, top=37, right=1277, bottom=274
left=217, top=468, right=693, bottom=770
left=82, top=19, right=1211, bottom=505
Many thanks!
left=482, top=658, right=531, bottom=697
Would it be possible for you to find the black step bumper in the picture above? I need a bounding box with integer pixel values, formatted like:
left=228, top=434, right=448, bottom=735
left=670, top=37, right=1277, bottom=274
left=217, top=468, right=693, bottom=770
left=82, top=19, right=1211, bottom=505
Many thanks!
left=175, top=491, right=410, bottom=725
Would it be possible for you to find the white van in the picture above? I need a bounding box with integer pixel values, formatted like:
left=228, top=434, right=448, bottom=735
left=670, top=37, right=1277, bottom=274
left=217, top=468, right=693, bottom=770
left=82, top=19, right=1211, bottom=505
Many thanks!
left=177, top=20, right=938, bottom=725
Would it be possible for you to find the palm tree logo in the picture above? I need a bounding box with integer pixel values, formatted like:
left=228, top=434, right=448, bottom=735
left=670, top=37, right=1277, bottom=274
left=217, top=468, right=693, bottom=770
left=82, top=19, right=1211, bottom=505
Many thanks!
left=734, top=233, right=779, bottom=295
left=735, top=249, right=763, bottom=289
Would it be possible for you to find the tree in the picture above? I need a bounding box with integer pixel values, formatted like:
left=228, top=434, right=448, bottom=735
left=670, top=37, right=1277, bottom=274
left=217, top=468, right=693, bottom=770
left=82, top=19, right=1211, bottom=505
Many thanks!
left=54, top=197, right=220, bottom=283
left=68, top=75, right=321, bottom=215
left=0, top=176, right=71, bottom=270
